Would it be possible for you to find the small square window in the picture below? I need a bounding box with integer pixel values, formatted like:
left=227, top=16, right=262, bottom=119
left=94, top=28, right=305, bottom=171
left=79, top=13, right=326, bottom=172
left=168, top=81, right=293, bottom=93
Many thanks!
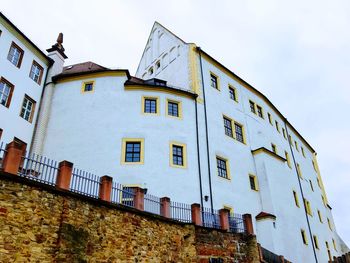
left=81, top=81, right=94, bottom=93
left=234, top=122, right=244, bottom=143
left=20, top=95, right=36, bottom=123
left=121, top=138, right=144, bottom=165
left=0, top=77, right=14, bottom=108
left=7, top=42, right=24, bottom=68
left=29, top=61, right=43, bottom=84
left=210, top=73, right=218, bottom=89
left=167, top=100, right=179, bottom=117
left=223, top=117, right=233, bottom=138
left=217, top=157, right=229, bottom=179
left=143, top=97, right=158, bottom=114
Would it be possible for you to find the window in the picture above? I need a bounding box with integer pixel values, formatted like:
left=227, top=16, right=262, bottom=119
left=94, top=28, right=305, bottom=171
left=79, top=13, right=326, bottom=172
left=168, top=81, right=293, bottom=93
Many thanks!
left=29, top=61, right=43, bottom=84
left=296, top=163, right=303, bottom=178
left=223, top=117, right=233, bottom=138
left=301, top=229, right=308, bottom=245
left=7, top=42, right=24, bottom=68
left=210, top=73, right=219, bottom=89
left=148, top=67, right=154, bottom=75
left=326, top=241, right=332, bottom=261
left=285, top=151, right=291, bottom=168
left=167, top=99, right=181, bottom=118
left=121, top=186, right=136, bottom=206
left=216, top=156, right=230, bottom=179
left=312, top=159, right=317, bottom=172
left=282, top=128, right=286, bottom=139
left=81, top=81, right=95, bottom=93
left=257, top=105, right=264, bottom=118
left=301, top=147, right=306, bottom=157
left=234, top=122, right=245, bottom=143
left=322, top=195, right=327, bottom=207
left=327, top=218, right=332, bottom=231
left=317, top=177, right=321, bottom=188
left=317, top=210, right=323, bottom=223
left=288, top=135, right=293, bottom=146
left=121, top=138, right=144, bottom=164
left=0, top=77, right=14, bottom=108
left=332, top=239, right=337, bottom=251
left=20, top=95, right=36, bottom=123
left=271, top=143, right=277, bottom=154
left=293, top=191, right=300, bottom=207
left=304, top=198, right=312, bottom=216
left=268, top=113, right=273, bottom=125
left=249, top=175, right=258, bottom=191
left=249, top=100, right=256, bottom=113
left=275, top=121, right=280, bottom=133
left=229, top=86, right=237, bottom=101
left=0, top=128, right=2, bottom=140
left=142, top=97, right=159, bottom=115
left=309, top=180, right=314, bottom=192
left=170, top=142, right=187, bottom=168
left=294, top=140, right=299, bottom=151
left=156, top=60, right=161, bottom=70
left=313, top=235, right=319, bottom=249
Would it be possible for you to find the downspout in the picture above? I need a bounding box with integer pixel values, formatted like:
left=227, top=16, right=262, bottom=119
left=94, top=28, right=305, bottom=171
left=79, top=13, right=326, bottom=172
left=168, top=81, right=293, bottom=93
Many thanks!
left=198, top=47, right=214, bottom=211
left=29, top=59, right=53, bottom=154
left=284, top=121, right=318, bottom=263
left=194, top=97, right=204, bottom=209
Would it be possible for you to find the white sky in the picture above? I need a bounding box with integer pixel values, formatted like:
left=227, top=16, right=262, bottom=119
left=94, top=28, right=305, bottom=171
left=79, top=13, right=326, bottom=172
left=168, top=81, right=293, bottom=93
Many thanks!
left=2, top=0, right=349, bottom=246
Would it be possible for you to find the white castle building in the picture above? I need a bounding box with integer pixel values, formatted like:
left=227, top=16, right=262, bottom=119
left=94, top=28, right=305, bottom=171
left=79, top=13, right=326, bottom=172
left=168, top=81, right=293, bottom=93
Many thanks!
left=0, top=12, right=348, bottom=263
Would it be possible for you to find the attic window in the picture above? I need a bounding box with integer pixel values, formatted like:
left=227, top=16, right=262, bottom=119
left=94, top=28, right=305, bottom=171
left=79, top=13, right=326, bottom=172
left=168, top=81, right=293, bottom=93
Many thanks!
left=148, top=67, right=154, bottom=75
left=156, top=61, right=161, bottom=70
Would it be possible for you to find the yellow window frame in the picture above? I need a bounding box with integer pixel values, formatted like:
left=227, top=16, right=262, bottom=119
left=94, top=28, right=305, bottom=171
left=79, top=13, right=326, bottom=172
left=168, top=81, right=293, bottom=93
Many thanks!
left=228, top=85, right=238, bottom=102
left=209, top=71, right=220, bottom=90
left=141, top=96, right=160, bottom=115
left=301, top=229, right=308, bottom=245
left=293, top=190, right=300, bottom=207
left=169, top=141, right=187, bottom=168
left=121, top=138, right=145, bottom=165
left=285, top=151, right=292, bottom=168
left=216, top=155, right=231, bottom=180
left=166, top=98, right=182, bottom=119
left=81, top=80, right=95, bottom=93
left=249, top=174, right=259, bottom=191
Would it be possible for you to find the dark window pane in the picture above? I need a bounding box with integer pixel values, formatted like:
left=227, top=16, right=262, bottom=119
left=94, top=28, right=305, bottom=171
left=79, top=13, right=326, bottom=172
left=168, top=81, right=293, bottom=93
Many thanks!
left=145, top=99, right=157, bottom=113
left=223, top=117, right=233, bottom=137
left=168, top=101, right=179, bottom=117
left=125, top=142, right=141, bottom=162
left=235, top=123, right=244, bottom=143
left=172, top=145, right=183, bottom=166
left=217, top=158, right=228, bottom=179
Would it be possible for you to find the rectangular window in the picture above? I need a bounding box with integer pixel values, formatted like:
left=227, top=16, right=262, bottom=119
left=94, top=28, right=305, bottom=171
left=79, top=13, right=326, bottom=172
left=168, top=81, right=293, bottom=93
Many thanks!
left=20, top=95, right=36, bottom=123
left=223, top=117, right=233, bottom=138
left=142, top=97, right=159, bottom=114
left=249, top=175, right=258, bottom=191
left=217, top=157, right=229, bottom=179
left=172, top=145, right=183, bottom=166
left=317, top=210, right=323, bottom=223
left=288, top=135, right=293, bottom=146
left=29, top=61, right=44, bottom=84
left=0, top=77, right=14, bottom=108
left=167, top=100, right=180, bottom=117
left=268, top=113, right=273, bottom=125
left=293, top=191, right=300, bottom=207
left=121, top=138, right=144, bottom=164
left=326, top=242, right=332, bottom=261
left=295, top=140, right=299, bottom=151
left=313, top=235, right=319, bottom=249
left=234, top=122, right=244, bottom=143
left=210, top=73, right=219, bottom=89
left=301, top=229, right=308, bottom=245
left=0, top=128, right=2, bottom=140
left=229, top=86, right=237, bottom=101
left=309, top=180, right=314, bottom=192
left=170, top=142, right=187, bottom=168
left=296, top=163, right=303, bottom=178
left=332, top=239, right=337, bottom=251
left=301, top=147, right=306, bottom=157
left=275, top=121, right=280, bottom=133
left=7, top=42, right=24, bottom=68
left=271, top=143, right=277, bottom=154
left=282, top=128, right=286, bottom=139
left=81, top=81, right=95, bottom=93
left=285, top=151, right=291, bottom=168
left=257, top=105, right=264, bottom=118
left=249, top=100, right=256, bottom=113
left=327, top=218, right=332, bottom=231
left=121, top=186, right=135, bottom=206
left=304, top=199, right=312, bottom=216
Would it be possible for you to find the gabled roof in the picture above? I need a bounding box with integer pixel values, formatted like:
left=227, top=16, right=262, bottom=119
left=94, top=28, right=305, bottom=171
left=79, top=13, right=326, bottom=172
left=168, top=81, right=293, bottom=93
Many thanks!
left=256, top=212, right=277, bottom=220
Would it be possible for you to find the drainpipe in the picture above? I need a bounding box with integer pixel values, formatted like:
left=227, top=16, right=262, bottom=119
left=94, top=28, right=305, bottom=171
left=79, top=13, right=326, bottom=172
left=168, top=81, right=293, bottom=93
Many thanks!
left=197, top=47, right=214, bottom=212
left=284, top=121, right=318, bottom=263
left=194, top=97, right=204, bottom=209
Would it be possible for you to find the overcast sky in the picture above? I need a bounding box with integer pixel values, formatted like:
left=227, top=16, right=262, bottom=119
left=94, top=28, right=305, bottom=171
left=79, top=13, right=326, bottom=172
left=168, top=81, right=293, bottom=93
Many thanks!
left=2, top=0, right=349, bottom=245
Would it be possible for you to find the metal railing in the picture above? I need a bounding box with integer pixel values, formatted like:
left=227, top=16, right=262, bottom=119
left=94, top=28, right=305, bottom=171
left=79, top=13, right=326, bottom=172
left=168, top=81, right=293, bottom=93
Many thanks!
left=261, top=247, right=282, bottom=263
left=170, top=201, right=192, bottom=223
left=229, top=213, right=246, bottom=233
left=70, top=167, right=100, bottom=198
left=111, top=182, right=135, bottom=208
left=18, top=152, right=59, bottom=186
left=202, top=207, right=221, bottom=229
left=144, top=193, right=161, bottom=215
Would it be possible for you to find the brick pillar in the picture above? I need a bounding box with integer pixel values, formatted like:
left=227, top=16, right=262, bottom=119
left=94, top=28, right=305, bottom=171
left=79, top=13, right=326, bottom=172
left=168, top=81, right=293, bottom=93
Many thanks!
left=257, top=243, right=263, bottom=261
left=2, top=141, right=25, bottom=174
left=56, top=161, right=73, bottom=190
left=99, top=175, right=113, bottom=202
left=346, top=253, right=350, bottom=263
left=134, top=187, right=145, bottom=211
left=243, top=213, right=254, bottom=235
left=191, top=203, right=202, bottom=226
left=279, top=255, right=285, bottom=263
left=219, top=208, right=230, bottom=231
left=160, top=197, right=171, bottom=218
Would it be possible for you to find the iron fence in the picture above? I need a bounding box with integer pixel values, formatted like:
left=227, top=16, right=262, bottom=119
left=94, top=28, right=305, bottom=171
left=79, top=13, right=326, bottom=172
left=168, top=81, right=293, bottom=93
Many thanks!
left=170, top=201, right=192, bottom=223
left=229, top=213, right=246, bottom=233
left=70, top=167, right=100, bottom=198
left=144, top=193, right=161, bottom=215
left=18, top=152, right=59, bottom=186
left=202, top=207, right=221, bottom=229
left=111, top=182, right=135, bottom=208
left=261, top=246, right=282, bottom=263
left=0, top=142, right=6, bottom=169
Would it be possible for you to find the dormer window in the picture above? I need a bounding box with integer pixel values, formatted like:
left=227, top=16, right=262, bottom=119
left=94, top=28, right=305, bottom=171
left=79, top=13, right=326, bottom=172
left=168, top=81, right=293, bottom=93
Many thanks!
left=156, top=60, right=161, bottom=70
left=7, top=42, right=24, bottom=68
left=29, top=61, right=44, bottom=84
left=148, top=67, right=154, bottom=75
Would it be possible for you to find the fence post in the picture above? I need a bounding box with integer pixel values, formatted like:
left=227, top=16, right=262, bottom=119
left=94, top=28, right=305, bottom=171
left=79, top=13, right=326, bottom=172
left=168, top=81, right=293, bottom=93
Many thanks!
left=2, top=141, right=26, bottom=175
left=279, top=255, right=285, bottom=263
left=56, top=161, right=73, bottom=190
left=99, top=175, right=113, bottom=202
left=346, top=253, right=350, bottom=263
left=243, top=213, right=254, bottom=235
left=160, top=197, right=171, bottom=218
left=191, top=203, right=202, bottom=226
left=219, top=208, right=230, bottom=231
left=257, top=243, right=263, bottom=261
left=134, top=187, right=145, bottom=211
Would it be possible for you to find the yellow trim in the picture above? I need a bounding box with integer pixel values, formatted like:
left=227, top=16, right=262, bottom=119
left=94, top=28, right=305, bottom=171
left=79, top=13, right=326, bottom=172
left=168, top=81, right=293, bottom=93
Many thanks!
left=285, top=151, right=292, bottom=168
left=313, top=235, right=320, bottom=249
left=141, top=96, right=160, bottom=115
left=327, top=218, right=333, bottom=231
left=81, top=80, right=95, bottom=93
left=317, top=210, right=323, bottom=223
left=301, top=229, right=308, bottom=245
left=56, top=71, right=127, bottom=83
left=166, top=98, right=182, bottom=119
left=301, top=147, right=306, bottom=157
left=332, top=239, right=337, bottom=251
left=223, top=205, right=234, bottom=215
left=169, top=141, right=187, bottom=169
left=288, top=135, right=293, bottom=146
left=296, top=163, right=303, bottom=179
left=312, top=154, right=329, bottom=205
left=121, top=138, right=145, bottom=165
left=233, top=120, right=247, bottom=144
left=293, top=190, right=300, bottom=207
left=275, top=120, right=280, bottom=133
left=125, top=85, right=195, bottom=99
left=282, top=128, right=287, bottom=139
left=252, top=148, right=286, bottom=162
left=268, top=112, right=273, bottom=125
left=304, top=198, right=312, bottom=216
left=295, top=140, right=299, bottom=152
left=249, top=99, right=257, bottom=114
left=271, top=143, right=277, bottom=154
left=228, top=84, right=238, bottom=102
left=223, top=114, right=234, bottom=139
left=188, top=43, right=202, bottom=101
left=216, top=155, right=231, bottom=180
left=209, top=71, right=220, bottom=91
left=249, top=174, right=259, bottom=191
